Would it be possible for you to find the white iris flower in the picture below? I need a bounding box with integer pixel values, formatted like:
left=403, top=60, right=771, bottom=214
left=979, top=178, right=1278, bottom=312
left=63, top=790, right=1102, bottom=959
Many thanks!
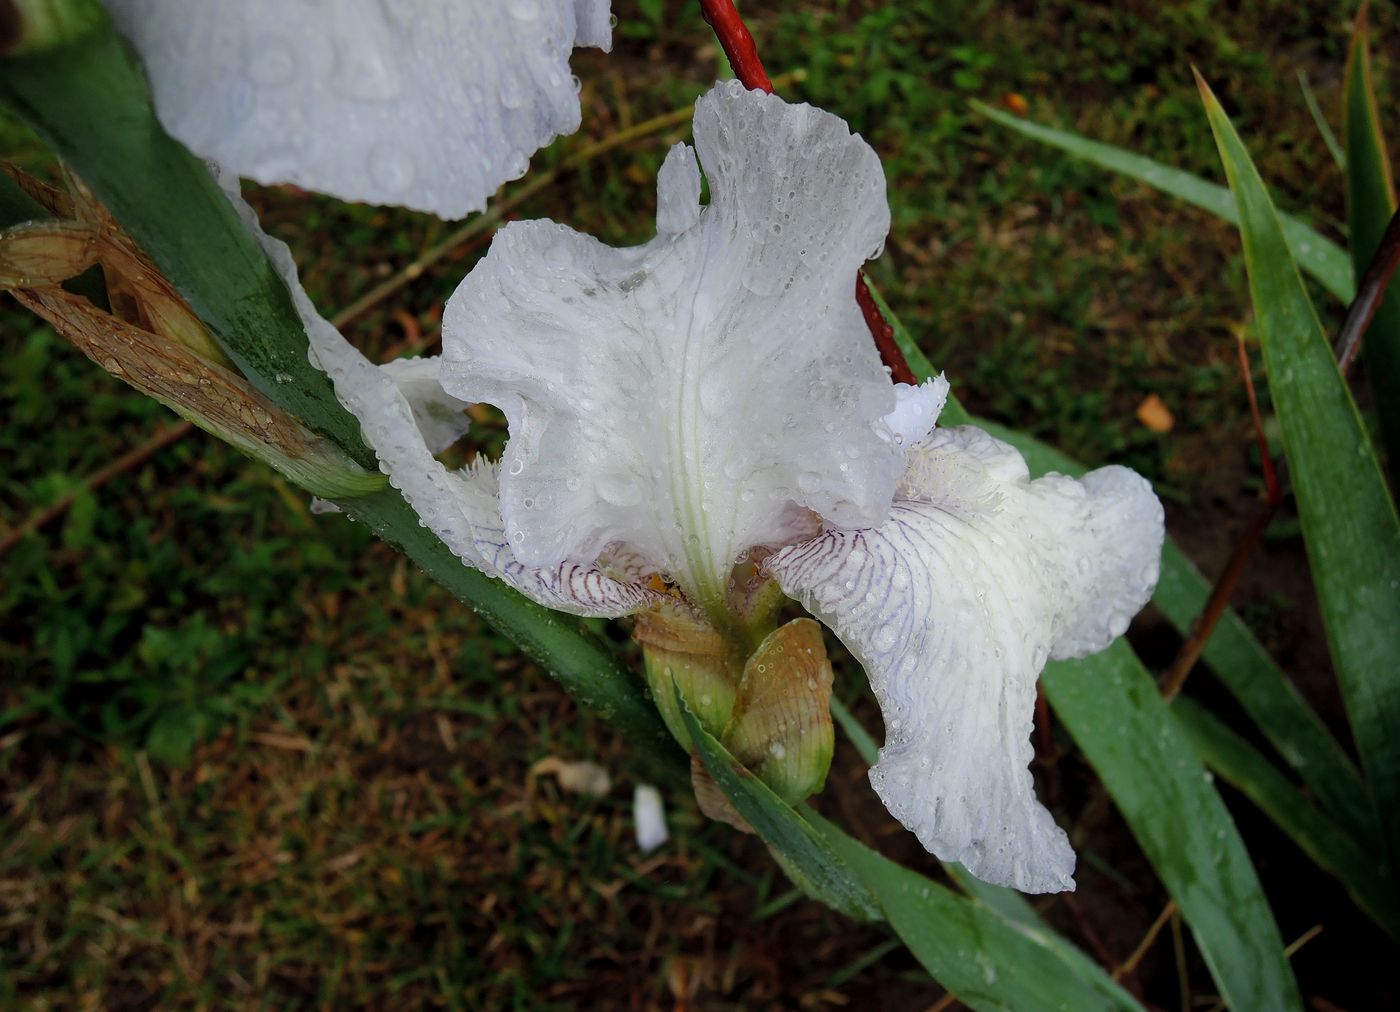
left=229, top=81, right=1163, bottom=893
left=104, top=0, right=613, bottom=218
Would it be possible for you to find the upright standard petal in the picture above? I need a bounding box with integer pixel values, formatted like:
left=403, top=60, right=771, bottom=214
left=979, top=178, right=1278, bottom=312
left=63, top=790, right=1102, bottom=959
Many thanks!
left=217, top=173, right=654, bottom=618
left=768, top=425, right=1164, bottom=892
left=105, top=0, right=613, bottom=218
left=441, top=82, right=899, bottom=608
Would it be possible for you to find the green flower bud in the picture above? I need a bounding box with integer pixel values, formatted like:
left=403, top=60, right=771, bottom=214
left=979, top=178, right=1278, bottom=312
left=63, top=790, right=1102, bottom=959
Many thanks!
left=721, top=617, right=835, bottom=805
left=634, top=601, right=739, bottom=751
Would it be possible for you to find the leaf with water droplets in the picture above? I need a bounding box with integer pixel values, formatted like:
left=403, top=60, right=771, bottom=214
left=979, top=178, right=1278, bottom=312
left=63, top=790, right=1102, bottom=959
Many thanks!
left=1201, top=70, right=1400, bottom=877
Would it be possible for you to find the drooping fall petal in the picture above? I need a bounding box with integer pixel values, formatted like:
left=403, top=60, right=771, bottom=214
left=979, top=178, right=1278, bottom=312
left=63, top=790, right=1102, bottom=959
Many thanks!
left=768, top=425, right=1163, bottom=892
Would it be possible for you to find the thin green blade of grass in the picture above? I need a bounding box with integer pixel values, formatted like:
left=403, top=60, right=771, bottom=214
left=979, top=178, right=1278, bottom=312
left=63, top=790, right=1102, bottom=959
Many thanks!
left=1343, top=2, right=1400, bottom=468
left=1170, top=696, right=1400, bottom=941
left=972, top=100, right=1355, bottom=303
left=869, top=284, right=1303, bottom=1011
left=1298, top=69, right=1346, bottom=173
left=683, top=697, right=1142, bottom=1011
left=0, top=9, right=678, bottom=757
left=1199, top=70, right=1400, bottom=876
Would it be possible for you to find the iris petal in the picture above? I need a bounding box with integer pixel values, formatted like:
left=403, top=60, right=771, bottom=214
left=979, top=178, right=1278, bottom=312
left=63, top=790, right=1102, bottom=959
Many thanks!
left=220, top=172, right=655, bottom=618
left=769, top=425, right=1163, bottom=892
left=105, top=0, right=612, bottom=218
left=441, top=83, right=900, bottom=605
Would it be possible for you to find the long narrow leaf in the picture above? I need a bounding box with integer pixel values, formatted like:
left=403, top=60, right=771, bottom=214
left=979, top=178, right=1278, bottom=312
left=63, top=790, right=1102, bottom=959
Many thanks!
left=683, top=700, right=1142, bottom=1010
left=1171, top=696, right=1400, bottom=941
left=812, top=811, right=1143, bottom=1011
left=0, top=9, right=677, bottom=756
left=973, top=101, right=1355, bottom=302
left=1043, top=643, right=1300, bottom=1011
left=871, top=284, right=1302, bottom=1011
left=1200, top=72, right=1400, bottom=863
left=1344, top=2, right=1400, bottom=466
left=1153, top=546, right=1379, bottom=848
left=683, top=694, right=881, bottom=922
left=1298, top=69, right=1346, bottom=173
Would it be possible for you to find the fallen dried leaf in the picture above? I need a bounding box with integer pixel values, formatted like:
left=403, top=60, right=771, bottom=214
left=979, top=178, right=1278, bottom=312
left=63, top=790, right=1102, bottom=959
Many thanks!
left=1001, top=92, right=1030, bottom=115
left=1136, top=393, right=1175, bottom=433
left=529, top=757, right=613, bottom=798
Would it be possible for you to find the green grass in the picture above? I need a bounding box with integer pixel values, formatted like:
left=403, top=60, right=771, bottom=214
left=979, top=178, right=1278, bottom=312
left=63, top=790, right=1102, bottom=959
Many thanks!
left=2, top=0, right=1397, bottom=1006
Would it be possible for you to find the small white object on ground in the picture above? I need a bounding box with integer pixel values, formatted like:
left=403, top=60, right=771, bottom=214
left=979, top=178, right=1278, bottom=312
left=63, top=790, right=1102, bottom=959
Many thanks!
left=633, top=784, right=668, bottom=853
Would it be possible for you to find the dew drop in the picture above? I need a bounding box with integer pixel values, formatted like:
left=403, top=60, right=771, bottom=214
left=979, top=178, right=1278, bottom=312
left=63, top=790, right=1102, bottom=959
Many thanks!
left=504, top=148, right=529, bottom=180
left=596, top=472, right=643, bottom=507
left=368, top=144, right=415, bottom=193
left=248, top=42, right=296, bottom=86
left=499, top=74, right=525, bottom=110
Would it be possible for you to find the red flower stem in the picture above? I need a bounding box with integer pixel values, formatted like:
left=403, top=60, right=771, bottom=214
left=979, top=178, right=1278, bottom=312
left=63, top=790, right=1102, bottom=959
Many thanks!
left=699, top=0, right=773, bottom=93
left=699, top=1, right=916, bottom=385
left=1236, top=329, right=1280, bottom=504
left=856, top=273, right=917, bottom=385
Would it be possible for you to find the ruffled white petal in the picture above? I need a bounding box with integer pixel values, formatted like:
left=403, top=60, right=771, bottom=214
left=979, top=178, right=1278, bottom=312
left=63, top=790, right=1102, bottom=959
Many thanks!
left=572, top=0, right=614, bottom=49
left=105, top=0, right=613, bottom=218
left=217, top=172, right=655, bottom=618
left=655, top=142, right=703, bottom=238
left=767, top=425, right=1163, bottom=892
left=882, top=375, right=950, bottom=448
left=307, top=353, right=466, bottom=519
left=379, top=357, right=473, bottom=455
left=441, top=82, right=897, bottom=606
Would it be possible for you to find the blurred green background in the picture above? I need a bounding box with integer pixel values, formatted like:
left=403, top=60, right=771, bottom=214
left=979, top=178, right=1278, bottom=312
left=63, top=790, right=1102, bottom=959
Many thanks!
left=2, top=1, right=1395, bottom=1007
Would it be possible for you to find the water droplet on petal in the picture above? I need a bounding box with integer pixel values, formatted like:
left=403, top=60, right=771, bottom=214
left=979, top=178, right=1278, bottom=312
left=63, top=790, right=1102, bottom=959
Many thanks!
left=499, top=74, right=525, bottom=110
left=596, top=472, right=643, bottom=507
left=368, top=144, right=414, bottom=193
